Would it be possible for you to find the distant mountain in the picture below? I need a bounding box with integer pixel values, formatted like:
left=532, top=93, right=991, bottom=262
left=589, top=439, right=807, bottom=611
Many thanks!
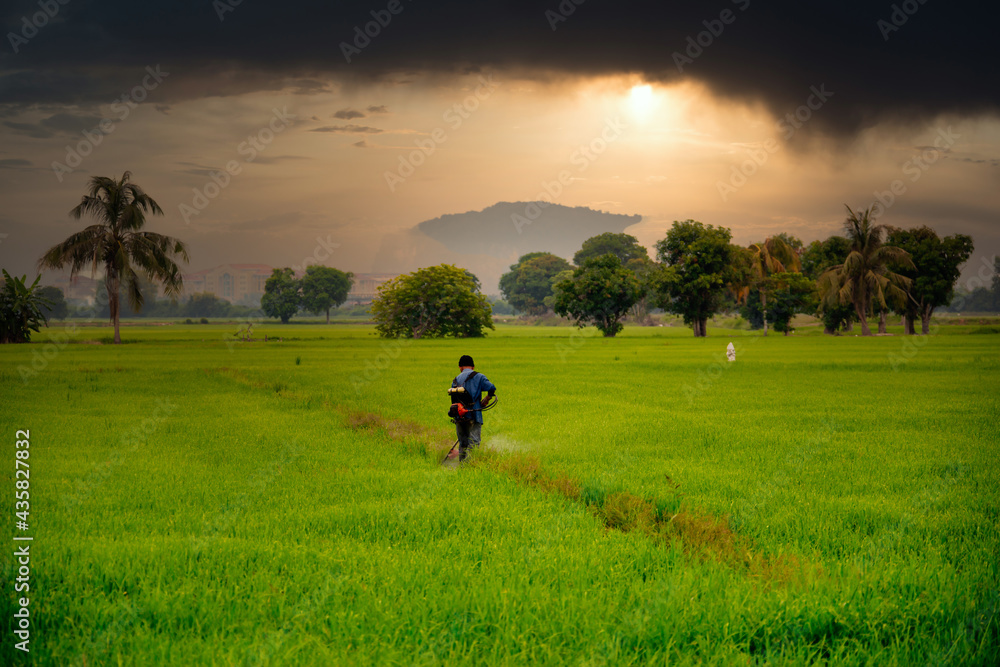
left=372, top=202, right=643, bottom=293
left=417, top=202, right=641, bottom=260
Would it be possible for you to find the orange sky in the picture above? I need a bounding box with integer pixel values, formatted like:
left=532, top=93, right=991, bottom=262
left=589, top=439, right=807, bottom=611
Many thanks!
left=2, top=72, right=998, bottom=292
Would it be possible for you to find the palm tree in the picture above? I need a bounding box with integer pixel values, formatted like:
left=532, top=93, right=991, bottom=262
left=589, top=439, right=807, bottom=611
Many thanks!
left=747, top=237, right=801, bottom=335
left=38, top=172, right=188, bottom=344
left=818, top=205, right=912, bottom=336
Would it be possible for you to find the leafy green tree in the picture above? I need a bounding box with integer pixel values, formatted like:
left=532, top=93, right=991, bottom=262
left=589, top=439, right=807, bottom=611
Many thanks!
left=185, top=292, right=231, bottom=319
left=37, top=286, right=68, bottom=320
left=261, top=268, right=301, bottom=324
left=819, top=302, right=855, bottom=334
left=949, top=287, right=996, bottom=313
left=741, top=274, right=816, bottom=334
left=489, top=297, right=514, bottom=316
left=767, top=272, right=816, bottom=335
left=625, top=256, right=661, bottom=324
left=0, top=270, right=53, bottom=343
left=886, top=226, right=974, bottom=334
left=94, top=274, right=164, bottom=319
left=554, top=254, right=643, bottom=337
left=801, top=236, right=852, bottom=279
left=747, top=237, right=801, bottom=336
left=371, top=264, right=494, bottom=338
left=818, top=206, right=913, bottom=336
left=771, top=233, right=805, bottom=254
left=544, top=268, right=576, bottom=312
left=654, top=220, right=737, bottom=337
left=724, top=245, right=755, bottom=309
left=301, top=266, right=354, bottom=324
left=144, top=298, right=183, bottom=319
left=38, top=172, right=188, bottom=343
left=802, top=236, right=854, bottom=333
left=499, top=252, right=572, bottom=315
left=573, top=232, right=649, bottom=266
left=945, top=260, right=1000, bottom=313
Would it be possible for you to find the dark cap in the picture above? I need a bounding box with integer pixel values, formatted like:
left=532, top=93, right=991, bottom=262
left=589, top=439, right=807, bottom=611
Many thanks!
left=458, top=355, right=474, bottom=367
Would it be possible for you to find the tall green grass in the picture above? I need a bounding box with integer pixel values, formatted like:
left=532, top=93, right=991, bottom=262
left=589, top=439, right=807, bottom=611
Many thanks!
left=1, top=323, right=997, bottom=665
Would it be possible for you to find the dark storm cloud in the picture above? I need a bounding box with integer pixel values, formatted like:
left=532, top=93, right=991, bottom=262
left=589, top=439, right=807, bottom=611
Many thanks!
left=366, top=105, right=389, bottom=114
left=175, top=162, right=217, bottom=177
left=251, top=155, right=310, bottom=165
left=952, top=156, right=1000, bottom=167
left=333, top=108, right=366, bottom=119
left=4, top=112, right=103, bottom=138
left=1, top=1, right=997, bottom=137
left=310, top=124, right=382, bottom=134
left=176, top=155, right=309, bottom=175
left=0, top=158, right=32, bottom=169
left=286, top=78, right=334, bottom=95
left=3, top=120, right=50, bottom=138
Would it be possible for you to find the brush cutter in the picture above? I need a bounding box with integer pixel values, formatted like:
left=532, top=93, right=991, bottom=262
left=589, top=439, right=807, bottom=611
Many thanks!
left=446, top=387, right=498, bottom=422
left=442, top=391, right=498, bottom=465
left=441, top=439, right=461, bottom=465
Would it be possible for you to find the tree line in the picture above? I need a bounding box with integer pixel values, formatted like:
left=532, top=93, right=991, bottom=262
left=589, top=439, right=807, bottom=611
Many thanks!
left=259, top=266, right=354, bottom=324
left=495, top=206, right=977, bottom=337
left=1, top=172, right=357, bottom=344
left=364, top=205, right=983, bottom=339
left=0, top=169, right=988, bottom=343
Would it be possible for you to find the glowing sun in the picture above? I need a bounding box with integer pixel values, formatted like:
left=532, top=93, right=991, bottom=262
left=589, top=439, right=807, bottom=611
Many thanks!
left=628, top=84, right=657, bottom=119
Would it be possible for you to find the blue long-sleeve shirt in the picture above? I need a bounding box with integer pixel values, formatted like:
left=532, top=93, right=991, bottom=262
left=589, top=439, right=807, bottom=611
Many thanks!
left=452, top=369, right=496, bottom=424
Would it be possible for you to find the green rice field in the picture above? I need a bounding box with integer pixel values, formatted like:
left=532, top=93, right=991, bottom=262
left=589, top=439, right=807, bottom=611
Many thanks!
left=2, top=322, right=998, bottom=665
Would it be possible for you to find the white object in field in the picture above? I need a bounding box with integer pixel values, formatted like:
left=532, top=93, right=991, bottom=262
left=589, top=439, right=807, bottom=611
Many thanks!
left=726, top=342, right=735, bottom=361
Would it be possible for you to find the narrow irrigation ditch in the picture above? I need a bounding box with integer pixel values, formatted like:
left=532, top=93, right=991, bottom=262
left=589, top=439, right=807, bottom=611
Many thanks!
left=212, top=367, right=810, bottom=584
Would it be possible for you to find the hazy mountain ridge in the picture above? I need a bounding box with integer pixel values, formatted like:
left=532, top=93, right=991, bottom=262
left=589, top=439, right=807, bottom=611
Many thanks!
left=372, top=202, right=644, bottom=293
left=416, top=202, right=642, bottom=261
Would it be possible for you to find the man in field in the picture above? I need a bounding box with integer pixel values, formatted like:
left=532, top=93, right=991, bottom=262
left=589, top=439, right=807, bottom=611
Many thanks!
left=452, top=354, right=496, bottom=462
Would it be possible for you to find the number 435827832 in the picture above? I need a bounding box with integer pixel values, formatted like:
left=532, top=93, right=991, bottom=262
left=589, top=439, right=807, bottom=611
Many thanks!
left=15, top=430, right=30, bottom=524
